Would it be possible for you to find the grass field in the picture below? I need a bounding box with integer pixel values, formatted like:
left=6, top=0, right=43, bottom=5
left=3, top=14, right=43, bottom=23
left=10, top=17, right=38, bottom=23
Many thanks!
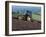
left=12, top=12, right=41, bottom=21
left=32, top=13, right=41, bottom=21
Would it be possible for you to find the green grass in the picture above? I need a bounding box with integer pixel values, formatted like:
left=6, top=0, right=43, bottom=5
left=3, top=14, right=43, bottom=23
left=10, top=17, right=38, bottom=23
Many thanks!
left=12, top=14, right=22, bottom=16
left=12, top=12, right=41, bottom=21
left=32, top=13, right=41, bottom=21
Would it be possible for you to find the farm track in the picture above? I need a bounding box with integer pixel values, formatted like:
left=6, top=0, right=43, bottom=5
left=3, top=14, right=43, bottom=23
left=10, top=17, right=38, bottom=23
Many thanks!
left=12, top=17, right=41, bottom=31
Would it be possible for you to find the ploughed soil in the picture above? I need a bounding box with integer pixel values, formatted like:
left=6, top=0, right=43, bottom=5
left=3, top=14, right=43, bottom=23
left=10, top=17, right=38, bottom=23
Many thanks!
left=12, top=17, right=41, bottom=31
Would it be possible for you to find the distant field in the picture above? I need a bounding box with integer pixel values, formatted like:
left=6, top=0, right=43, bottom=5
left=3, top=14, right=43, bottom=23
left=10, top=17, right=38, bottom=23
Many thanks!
left=32, top=13, right=41, bottom=21
left=12, top=14, right=18, bottom=17
left=12, top=12, right=22, bottom=17
left=12, top=13, right=41, bottom=21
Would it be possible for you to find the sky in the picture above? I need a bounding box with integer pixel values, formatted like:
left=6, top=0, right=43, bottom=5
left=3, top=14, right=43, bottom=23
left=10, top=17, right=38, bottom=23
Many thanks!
left=12, top=5, right=41, bottom=15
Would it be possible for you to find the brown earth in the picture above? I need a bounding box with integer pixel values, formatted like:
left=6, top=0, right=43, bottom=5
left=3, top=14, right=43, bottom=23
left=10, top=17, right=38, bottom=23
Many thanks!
left=12, top=17, right=41, bottom=31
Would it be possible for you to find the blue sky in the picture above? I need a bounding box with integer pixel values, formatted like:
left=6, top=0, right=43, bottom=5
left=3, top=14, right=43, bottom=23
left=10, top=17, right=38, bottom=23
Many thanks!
left=12, top=5, right=41, bottom=15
